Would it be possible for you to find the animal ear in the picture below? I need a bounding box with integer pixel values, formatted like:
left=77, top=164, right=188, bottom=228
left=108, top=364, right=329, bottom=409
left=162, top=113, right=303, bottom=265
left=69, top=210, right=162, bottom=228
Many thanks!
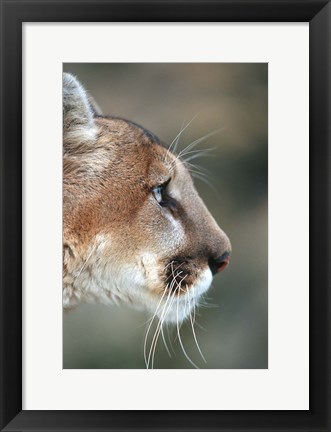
left=63, top=73, right=97, bottom=153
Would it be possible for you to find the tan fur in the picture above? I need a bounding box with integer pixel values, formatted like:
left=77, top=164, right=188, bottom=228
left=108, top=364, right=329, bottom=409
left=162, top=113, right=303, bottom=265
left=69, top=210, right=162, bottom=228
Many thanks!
left=63, top=73, right=231, bottom=322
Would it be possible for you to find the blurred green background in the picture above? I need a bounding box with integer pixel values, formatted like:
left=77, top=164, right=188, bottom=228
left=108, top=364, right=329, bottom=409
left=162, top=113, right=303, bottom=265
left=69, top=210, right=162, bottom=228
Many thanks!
left=63, top=63, right=268, bottom=369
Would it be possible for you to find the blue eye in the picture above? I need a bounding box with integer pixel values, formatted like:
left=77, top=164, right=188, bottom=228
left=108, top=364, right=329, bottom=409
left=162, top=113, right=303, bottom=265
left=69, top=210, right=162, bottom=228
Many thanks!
left=152, top=186, right=164, bottom=204
left=152, top=178, right=171, bottom=205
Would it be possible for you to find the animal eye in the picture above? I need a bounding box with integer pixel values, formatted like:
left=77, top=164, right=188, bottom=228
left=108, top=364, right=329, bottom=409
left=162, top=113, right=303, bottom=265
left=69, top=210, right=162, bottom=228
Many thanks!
left=152, top=185, right=164, bottom=204
left=152, top=178, right=171, bottom=206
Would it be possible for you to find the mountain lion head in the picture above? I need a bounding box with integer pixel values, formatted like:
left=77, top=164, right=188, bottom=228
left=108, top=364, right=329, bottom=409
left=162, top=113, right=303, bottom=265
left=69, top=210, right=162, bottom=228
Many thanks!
left=63, top=73, right=231, bottom=328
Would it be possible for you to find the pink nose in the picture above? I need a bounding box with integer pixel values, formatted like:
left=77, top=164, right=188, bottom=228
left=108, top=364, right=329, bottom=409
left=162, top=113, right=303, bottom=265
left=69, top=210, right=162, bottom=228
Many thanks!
left=216, top=252, right=230, bottom=273
left=209, top=252, right=231, bottom=275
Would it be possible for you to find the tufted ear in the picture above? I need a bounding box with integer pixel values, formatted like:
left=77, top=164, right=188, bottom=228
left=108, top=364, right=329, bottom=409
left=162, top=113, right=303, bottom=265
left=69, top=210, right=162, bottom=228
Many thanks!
left=63, top=73, right=97, bottom=153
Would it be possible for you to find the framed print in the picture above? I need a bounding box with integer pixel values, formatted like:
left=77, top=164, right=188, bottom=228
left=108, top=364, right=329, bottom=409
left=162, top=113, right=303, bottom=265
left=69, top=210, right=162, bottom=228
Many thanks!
left=0, top=1, right=330, bottom=431
left=61, top=62, right=268, bottom=371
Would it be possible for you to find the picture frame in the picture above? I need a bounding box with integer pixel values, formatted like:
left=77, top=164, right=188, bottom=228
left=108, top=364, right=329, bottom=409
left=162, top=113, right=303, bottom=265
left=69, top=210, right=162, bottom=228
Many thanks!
left=0, top=0, right=330, bottom=431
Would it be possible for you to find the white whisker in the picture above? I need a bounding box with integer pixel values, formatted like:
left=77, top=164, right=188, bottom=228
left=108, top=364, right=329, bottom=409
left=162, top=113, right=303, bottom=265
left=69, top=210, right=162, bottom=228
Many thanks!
left=164, top=268, right=184, bottom=284
left=143, top=286, right=168, bottom=368
left=150, top=287, right=174, bottom=368
left=166, top=323, right=175, bottom=355
left=190, top=172, right=219, bottom=195
left=176, top=282, right=199, bottom=369
left=146, top=284, right=173, bottom=369
left=161, top=325, right=172, bottom=358
left=185, top=160, right=210, bottom=175
left=194, top=321, right=207, bottom=332
left=184, top=149, right=216, bottom=163
left=192, top=286, right=197, bottom=327
left=177, top=127, right=224, bottom=160
left=165, top=115, right=199, bottom=164
left=150, top=284, right=178, bottom=368
left=189, top=288, right=207, bottom=363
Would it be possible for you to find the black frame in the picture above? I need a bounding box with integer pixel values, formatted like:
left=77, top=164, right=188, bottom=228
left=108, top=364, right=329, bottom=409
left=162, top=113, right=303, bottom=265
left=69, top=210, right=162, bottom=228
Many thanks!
left=0, top=1, right=330, bottom=431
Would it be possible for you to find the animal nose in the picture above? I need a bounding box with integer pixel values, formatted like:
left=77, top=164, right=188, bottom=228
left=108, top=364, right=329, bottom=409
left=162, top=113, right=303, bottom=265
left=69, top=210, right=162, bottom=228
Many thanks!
left=208, top=252, right=231, bottom=276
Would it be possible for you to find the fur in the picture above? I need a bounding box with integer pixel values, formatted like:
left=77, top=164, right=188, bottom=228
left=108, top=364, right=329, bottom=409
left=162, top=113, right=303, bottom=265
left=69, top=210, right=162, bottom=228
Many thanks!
left=63, top=73, right=231, bottom=323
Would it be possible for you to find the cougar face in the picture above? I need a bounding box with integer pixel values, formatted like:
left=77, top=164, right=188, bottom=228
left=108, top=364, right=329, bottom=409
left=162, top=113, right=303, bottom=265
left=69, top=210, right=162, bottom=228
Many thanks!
left=63, top=73, right=231, bottom=325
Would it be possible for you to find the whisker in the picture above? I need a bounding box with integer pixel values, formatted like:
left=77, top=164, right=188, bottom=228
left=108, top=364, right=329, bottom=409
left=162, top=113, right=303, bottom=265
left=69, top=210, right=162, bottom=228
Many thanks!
left=199, top=302, right=219, bottom=309
left=150, top=284, right=178, bottom=368
left=161, top=325, right=172, bottom=358
left=198, top=294, right=219, bottom=309
left=171, top=119, right=186, bottom=156
left=191, top=286, right=197, bottom=328
left=147, top=282, right=174, bottom=368
left=185, top=164, right=211, bottom=180
left=190, top=172, right=219, bottom=195
left=183, top=149, right=216, bottom=163
left=150, top=260, right=182, bottom=363
left=164, top=260, right=175, bottom=272
left=185, top=160, right=210, bottom=174
left=136, top=315, right=155, bottom=330
left=148, top=275, right=180, bottom=368
left=154, top=288, right=179, bottom=367
left=176, top=127, right=224, bottom=160
left=165, top=114, right=199, bottom=163
left=187, top=168, right=210, bottom=179
left=144, top=259, right=181, bottom=367
left=189, top=288, right=207, bottom=363
left=143, top=286, right=168, bottom=368
left=170, top=116, right=197, bottom=151
left=166, top=322, right=176, bottom=355
left=194, top=321, right=207, bottom=332
left=164, top=268, right=184, bottom=284
left=181, top=147, right=215, bottom=160
left=176, top=281, right=199, bottom=369
left=169, top=139, right=215, bottom=175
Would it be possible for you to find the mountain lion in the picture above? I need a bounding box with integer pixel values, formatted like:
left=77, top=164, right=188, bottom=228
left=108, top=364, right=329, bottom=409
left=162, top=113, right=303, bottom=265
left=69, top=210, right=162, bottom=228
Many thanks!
left=63, top=72, right=231, bottom=337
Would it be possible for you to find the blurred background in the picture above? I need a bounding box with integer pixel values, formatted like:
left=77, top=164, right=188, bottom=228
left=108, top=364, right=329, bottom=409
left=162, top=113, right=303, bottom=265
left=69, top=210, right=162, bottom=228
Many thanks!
left=63, top=63, right=268, bottom=369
